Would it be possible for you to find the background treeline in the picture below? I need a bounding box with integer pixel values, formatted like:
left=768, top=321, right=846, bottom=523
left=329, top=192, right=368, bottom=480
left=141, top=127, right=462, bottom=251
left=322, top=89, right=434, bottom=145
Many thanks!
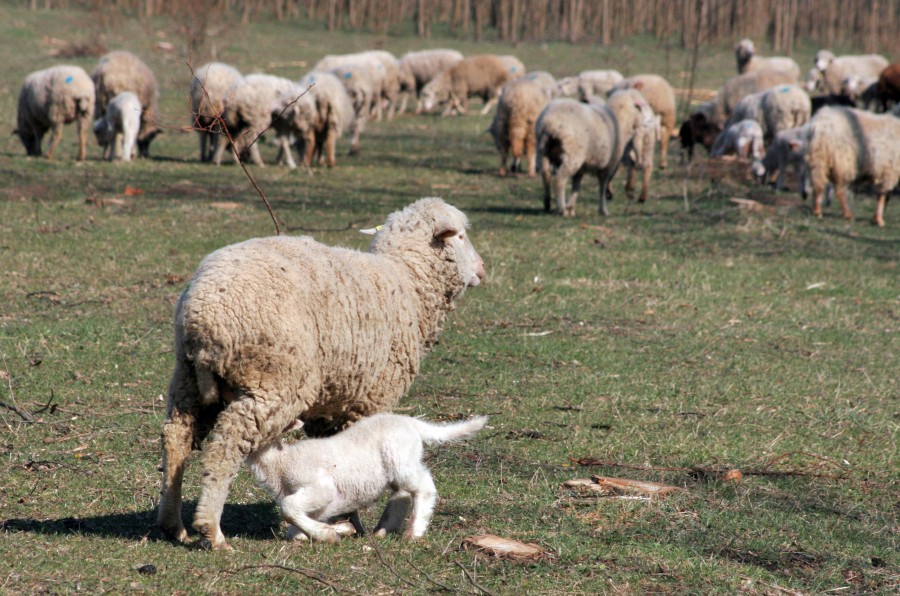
left=29, top=0, right=899, bottom=54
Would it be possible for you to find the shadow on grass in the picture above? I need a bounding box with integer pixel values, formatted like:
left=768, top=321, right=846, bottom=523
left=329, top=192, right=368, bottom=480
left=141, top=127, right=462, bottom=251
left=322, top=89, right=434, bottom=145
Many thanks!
left=1, top=501, right=279, bottom=544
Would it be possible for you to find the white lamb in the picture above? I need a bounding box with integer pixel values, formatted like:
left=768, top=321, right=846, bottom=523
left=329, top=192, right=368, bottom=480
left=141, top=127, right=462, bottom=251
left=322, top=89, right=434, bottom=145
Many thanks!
left=751, top=125, right=811, bottom=192
left=710, top=119, right=764, bottom=160
left=93, top=91, right=142, bottom=161
left=247, top=414, right=487, bottom=543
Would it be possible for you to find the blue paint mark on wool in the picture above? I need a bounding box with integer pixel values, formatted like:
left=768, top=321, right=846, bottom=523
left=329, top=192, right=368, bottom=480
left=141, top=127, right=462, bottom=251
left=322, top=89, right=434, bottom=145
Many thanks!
left=65, top=76, right=73, bottom=84
left=344, top=72, right=352, bottom=79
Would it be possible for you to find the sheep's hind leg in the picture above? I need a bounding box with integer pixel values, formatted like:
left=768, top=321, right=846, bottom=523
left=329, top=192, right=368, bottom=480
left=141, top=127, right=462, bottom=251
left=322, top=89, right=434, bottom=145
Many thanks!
left=873, top=193, right=888, bottom=227
left=566, top=170, right=584, bottom=217
left=192, top=397, right=295, bottom=550
left=158, top=358, right=200, bottom=543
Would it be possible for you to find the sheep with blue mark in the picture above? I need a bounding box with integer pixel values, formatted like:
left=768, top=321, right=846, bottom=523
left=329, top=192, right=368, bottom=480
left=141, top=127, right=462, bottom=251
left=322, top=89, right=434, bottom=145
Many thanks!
left=16, top=65, right=95, bottom=161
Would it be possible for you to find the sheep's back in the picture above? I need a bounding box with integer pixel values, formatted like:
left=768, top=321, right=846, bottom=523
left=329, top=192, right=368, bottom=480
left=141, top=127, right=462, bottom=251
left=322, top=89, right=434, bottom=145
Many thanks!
left=179, top=236, right=422, bottom=419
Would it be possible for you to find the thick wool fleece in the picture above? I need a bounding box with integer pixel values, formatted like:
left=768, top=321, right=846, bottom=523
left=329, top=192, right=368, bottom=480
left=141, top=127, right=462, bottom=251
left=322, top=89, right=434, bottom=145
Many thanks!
left=158, top=197, right=482, bottom=550
left=490, top=78, right=552, bottom=175
left=91, top=51, right=159, bottom=152
left=16, top=65, right=95, bottom=160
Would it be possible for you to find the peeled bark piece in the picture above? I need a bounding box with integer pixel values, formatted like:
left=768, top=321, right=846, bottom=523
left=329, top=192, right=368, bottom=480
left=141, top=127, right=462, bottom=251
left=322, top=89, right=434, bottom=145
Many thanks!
left=461, top=534, right=546, bottom=561
left=590, top=475, right=682, bottom=496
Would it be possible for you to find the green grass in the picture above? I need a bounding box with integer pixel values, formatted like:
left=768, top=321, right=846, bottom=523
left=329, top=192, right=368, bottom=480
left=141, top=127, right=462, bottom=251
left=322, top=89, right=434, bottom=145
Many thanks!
left=1, top=5, right=898, bottom=594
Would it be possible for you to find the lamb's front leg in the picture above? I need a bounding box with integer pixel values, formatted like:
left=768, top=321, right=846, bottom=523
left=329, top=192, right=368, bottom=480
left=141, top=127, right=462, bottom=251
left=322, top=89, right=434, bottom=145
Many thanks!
left=280, top=492, right=342, bottom=543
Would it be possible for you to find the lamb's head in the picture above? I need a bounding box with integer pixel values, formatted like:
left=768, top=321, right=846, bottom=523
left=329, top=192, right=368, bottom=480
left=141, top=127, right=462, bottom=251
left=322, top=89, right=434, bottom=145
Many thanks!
left=92, top=117, right=114, bottom=148
left=814, top=50, right=835, bottom=72
left=421, top=74, right=449, bottom=113
left=735, top=39, right=756, bottom=68
left=608, top=88, right=655, bottom=140
left=369, top=198, right=485, bottom=291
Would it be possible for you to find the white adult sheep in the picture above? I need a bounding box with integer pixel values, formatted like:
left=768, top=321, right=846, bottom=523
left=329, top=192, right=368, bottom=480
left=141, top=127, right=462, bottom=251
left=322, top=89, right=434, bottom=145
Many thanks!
left=421, top=54, right=524, bottom=116
left=314, top=51, right=401, bottom=120
left=734, top=39, right=801, bottom=79
left=190, top=62, right=242, bottom=163
left=813, top=50, right=889, bottom=95
left=397, top=49, right=464, bottom=114
left=751, top=125, right=811, bottom=192
left=710, top=119, right=764, bottom=160
left=712, top=68, right=798, bottom=124
left=329, top=63, right=381, bottom=156
left=575, top=69, right=625, bottom=101
left=212, top=73, right=297, bottom=167
left=840, top=74, right=879, bottom=109
left=15, top=65, right=95, bottom=161
left=608, top=74, right=676, bottom=169
left=726, top=84, right=811, bottom=142
left=91, top=50, right=160, bottom=158
left=489, top=78, right=552, bottom=176
left=158, top=197, right=485, bottom=550
left=535, top=89, right=654, bottom=217
left=93, top=91, right=141, bottom=161
left=803, top=106, right=900, bottom=227
left=247, top=414, right=487, bottom=543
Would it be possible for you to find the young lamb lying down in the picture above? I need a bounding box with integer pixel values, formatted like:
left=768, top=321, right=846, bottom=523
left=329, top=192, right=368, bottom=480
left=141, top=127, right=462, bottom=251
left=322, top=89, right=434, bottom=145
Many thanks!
left=158, top=198, right=485, bottom=550
left=247, top=414, right=488, bottom=543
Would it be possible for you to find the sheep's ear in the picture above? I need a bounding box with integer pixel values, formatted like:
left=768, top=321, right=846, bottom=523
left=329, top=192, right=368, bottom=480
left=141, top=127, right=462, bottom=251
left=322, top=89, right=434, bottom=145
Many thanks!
left=434, top=220, right=459, bottom=241
left=283, top=419, right=304, bottom=433
left=632, top=81, right=645, bottom=91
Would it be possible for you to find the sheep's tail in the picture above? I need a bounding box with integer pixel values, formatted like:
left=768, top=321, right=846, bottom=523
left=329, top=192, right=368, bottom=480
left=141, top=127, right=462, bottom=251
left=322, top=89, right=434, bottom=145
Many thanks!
left=411, top=416, right=488, bottom=446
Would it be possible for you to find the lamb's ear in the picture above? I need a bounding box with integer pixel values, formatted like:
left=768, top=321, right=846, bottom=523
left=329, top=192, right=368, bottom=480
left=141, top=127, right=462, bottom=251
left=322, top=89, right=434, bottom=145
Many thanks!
left=434, top=220, right=459, bottom=241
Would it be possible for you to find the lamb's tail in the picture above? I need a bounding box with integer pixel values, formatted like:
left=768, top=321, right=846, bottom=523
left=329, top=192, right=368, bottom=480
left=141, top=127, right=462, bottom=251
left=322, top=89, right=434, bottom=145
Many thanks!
left=411, top=416, right=488, bottom=446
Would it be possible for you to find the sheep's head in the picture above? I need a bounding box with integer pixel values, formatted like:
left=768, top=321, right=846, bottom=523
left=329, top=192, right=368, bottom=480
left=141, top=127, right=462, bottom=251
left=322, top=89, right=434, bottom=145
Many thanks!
left=274, top=87, right=316, bottom=133
left=420, top=74, right=449, bottom=113
left=92, top=117, right=113, bottom=148
left=608, top=88, right=655, bottom=137
left=814, top=50, right=835, bottom=72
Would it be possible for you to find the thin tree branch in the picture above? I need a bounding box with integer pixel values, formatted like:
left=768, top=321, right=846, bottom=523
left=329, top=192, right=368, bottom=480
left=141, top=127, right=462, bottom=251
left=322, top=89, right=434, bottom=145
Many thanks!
left=223, top=563, right=356, bottom=594
left=455, top=562, right=496, bottom=596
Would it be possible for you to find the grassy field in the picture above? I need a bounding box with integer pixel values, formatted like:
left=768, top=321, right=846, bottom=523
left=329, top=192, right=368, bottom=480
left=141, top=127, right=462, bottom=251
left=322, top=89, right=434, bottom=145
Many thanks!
left=1, top=5, right=898, bottom=594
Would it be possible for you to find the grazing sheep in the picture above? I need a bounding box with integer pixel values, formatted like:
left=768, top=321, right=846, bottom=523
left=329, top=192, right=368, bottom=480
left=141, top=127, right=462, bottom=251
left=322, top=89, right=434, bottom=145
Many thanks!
left=813, top=50, right=889, bottom=95
left=15, top=65, right=95, bottom=160
left=575, top=69, right=625, bottom=101
left=535, top=89, right=654, bottom=217
left=330, top=63, right=381, bottom=155
left=804, top=106, right=900, bottom=227
left=91, top=50, right=160, bottom=158
left=734, top=39, right=801, bottom=79
left=712, top=68, right=798, bottom=124
left=421, top=54, right=524, bottom=116
left=212, top=73, right=297, bottom=167
left=287, top=71, right=355, bottom=168
left=804, top=67, right=824, bottom=93
left=840, top=74, right=878, bottom=107
left=678, top=107, right=723, bottom=162
left=622, top=112, right=659, bottom=203
left=397, top=49, right=464, bottom=114
left=489, top=78, right=552, bottom=176
left=248, top=414, right=487, bottom=543
left=875, top=64, right=900, bottom=112
left=810, top=93, right=856, bottom=115
left=314, top=51, right=401, bottom=120
left=608, top=74, right=676, bottom=169
left=751, top=125, right=811, bottom=192
left=93, top=91, right=141, bottom=161
left=726, top=84, right=811, bottom=142
left=710, top=119, right=764, bottom=160
left=190, top=62, right=242, bottom=163
left=158, top=197, right=485, bottom=550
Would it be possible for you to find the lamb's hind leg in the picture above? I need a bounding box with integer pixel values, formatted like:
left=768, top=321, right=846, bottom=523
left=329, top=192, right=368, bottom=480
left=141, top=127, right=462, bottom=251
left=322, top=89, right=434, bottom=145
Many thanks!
left=158, top=358, right=200, bottom=543
left=192, top=396, right=297, bottom=550
left=403, top=467, right=437, bottom=539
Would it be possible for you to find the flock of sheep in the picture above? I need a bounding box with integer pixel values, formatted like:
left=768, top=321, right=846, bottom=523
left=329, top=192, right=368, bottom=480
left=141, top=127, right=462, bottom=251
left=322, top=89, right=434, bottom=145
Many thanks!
left=14, top=41, right=900, bottom=227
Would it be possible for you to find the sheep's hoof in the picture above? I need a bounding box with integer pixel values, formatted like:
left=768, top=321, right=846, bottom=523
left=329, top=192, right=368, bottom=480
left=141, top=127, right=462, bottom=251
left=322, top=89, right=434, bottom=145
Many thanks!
left=872, top=217, right=885, bottom=228
left=195, top=537, right=233, bottom=551
left=160, top=523, right=189, bottom=543
left=373, top=528, right=388, bottom=538
left=332, top=520, right=357, bottom=536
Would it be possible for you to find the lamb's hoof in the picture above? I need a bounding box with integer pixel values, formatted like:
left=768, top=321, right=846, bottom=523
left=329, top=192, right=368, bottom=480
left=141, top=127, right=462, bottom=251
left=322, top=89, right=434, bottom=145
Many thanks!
left=332, top=520, right=357, bottom=536
left=373, top=528, right=388, bottom=538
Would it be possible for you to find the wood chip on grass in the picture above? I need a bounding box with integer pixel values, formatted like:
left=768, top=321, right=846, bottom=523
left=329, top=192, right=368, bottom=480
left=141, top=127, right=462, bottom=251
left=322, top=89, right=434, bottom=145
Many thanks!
left=562, top=476, right=683, bottom=498
left=461, top=534, right=547, bottom=562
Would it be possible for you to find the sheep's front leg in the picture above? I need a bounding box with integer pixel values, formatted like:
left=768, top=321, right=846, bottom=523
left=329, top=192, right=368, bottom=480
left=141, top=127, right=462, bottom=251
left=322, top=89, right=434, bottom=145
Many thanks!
left=324, top=128, right=338, bottom=167
left=403, top=470, right=437, bottom=539
left=541, top=157, right=553, bottom=212
left=625, top=165, right=636, bottom=199
left=374, top=491, right=412, bottom=536
left=76, top=115, right=89, bottom=162
left=835, top=184, right=853, bottom=221
left=639, top=164, right=651, bottom=203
